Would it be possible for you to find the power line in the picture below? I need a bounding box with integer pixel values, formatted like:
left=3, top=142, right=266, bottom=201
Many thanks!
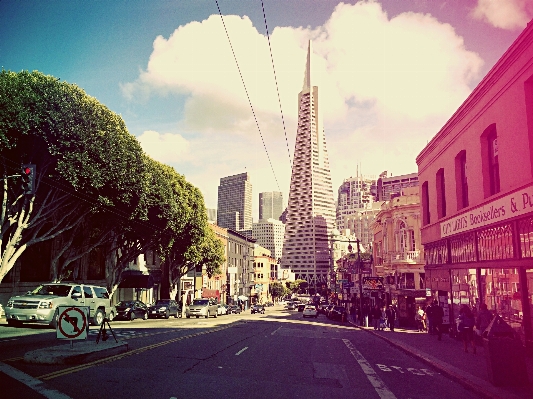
left=260, top=0, right=292, bottom=170
left=215, top=0, right=281, bottom=192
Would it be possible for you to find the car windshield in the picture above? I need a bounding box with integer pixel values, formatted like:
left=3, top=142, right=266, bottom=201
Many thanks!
left=192, top=299, right=209, bottom=306
left=155, top=300, right=170, bottom=306
left=117, top=301, right=135, bottom=307
left=30, top=284, right=71, bottom=297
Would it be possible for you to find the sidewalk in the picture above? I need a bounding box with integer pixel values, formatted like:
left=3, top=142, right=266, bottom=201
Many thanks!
left=352, top=321, right=533, bottom=399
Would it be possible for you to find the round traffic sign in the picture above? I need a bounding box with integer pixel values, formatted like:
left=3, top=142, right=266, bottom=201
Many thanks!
left=58, top=307, right=87, bottom=339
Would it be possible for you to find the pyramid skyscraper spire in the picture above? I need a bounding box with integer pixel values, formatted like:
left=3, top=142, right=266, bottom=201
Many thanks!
left=281, top=40, right=336, bottom=287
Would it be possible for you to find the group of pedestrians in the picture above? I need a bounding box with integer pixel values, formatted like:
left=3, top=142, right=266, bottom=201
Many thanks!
left=370, top=305, right=397, bottom=331
left=415, top=300, right=495, bottom=354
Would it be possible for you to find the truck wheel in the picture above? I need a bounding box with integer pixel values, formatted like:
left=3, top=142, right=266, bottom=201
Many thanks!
left=93, top=309, right=105, bottom=326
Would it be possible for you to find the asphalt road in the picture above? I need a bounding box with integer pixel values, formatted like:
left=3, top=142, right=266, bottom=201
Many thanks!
left=0, top=306, right=483, bottom=399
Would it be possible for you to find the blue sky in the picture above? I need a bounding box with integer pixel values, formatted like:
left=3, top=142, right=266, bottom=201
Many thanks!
left=1, top=0, right=531, bottom=220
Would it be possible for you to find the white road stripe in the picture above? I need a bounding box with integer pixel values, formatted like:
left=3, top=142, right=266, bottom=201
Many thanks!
left=235, top=347, right=248, bottom=356
left=0, top=362, right=73, bottom=399
left=271, top=326, right=282, bottom=335
left=342, top=339, right=397, bottom=399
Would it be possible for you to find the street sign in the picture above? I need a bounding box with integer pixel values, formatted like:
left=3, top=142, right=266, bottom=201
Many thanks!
left=342, top=282, right=354, bottom=288
left=350, top=286, right=359, bottom=294
left=57, top=306, right=89, bottom=340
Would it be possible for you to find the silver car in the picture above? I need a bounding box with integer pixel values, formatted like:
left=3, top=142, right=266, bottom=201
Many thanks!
left=185, top=298, right=218, bottom=318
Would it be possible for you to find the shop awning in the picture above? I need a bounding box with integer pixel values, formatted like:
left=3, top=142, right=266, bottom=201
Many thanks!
left=118, top=274, right=154, bottom=289
left=202, top=289, right=220, bottom=301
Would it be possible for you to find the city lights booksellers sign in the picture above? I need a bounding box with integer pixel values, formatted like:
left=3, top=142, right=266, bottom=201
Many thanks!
left=440, top=183, right=533, bottom=238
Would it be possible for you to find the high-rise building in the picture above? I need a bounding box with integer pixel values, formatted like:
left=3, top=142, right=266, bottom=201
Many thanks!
left=252, top=218, right=285, bottom=261
left=336, top=173, right=377, bottom=231
left=206, top=208, right=217, bottom=223
left=376, top=171, right=418, bottom=201
left=217, top=172, right=252, bottom=231
left=259, top=191, right=283, bottom=220
left=281, top=41, right=336, bottom=287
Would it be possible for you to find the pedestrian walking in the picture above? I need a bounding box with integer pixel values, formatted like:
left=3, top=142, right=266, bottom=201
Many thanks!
left=415, top=305, right=425, bottom=332
left=386, top=305, right=396, bottom=332
left=363, top=303, right=370, bottom=327
left=350, top=304, right=357, bottom=324
left=458, top=304, right=476, bottom=353
left=431, top=300, right=444, bottom=340
left=425, top=301, right=434, bottom=334
left=372, top=305, right=381, bottom=330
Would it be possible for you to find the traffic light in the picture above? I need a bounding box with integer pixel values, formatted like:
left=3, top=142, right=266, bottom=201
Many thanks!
left=21, top=164, right=36, bottom=195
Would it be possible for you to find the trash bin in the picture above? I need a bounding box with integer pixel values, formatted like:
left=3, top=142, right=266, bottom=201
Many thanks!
left=482, top=315, right=529, bottom=386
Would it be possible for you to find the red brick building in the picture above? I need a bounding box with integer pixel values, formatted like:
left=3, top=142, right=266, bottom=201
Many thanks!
left=417, top=20, right=533, bottom=347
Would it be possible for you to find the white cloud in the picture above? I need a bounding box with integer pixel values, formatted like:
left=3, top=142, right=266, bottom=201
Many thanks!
left=472, top=0, right=533, bottom=30
left=137, top=130, right=190, bottom=163
left=124, top=1, right=484, bottom=215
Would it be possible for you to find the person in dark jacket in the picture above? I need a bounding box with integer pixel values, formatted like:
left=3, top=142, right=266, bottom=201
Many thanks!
left=458, top=304, right=476, bottom=353
left=475, top=303, right=493, bottom=337
left=431, top=300, right=444, bottom=341
left=386, top=305, right=396, bottom=332
left=425, top=301, right=434, bottom=334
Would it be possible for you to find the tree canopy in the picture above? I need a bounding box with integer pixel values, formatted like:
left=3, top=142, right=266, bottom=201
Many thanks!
left=0, top=70, right=225, bottom=294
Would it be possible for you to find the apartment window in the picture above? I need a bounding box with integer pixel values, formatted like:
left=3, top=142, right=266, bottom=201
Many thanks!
left=422, top=181, right=431, bottom=225
left=455, top=150, right=469, bottom=209
left=436, top=168, right=446, bottom=219
left=488, top=126, right=500, bottom=195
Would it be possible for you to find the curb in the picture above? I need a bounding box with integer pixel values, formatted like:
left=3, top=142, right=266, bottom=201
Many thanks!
left=348, top=320, right=523, bottom=399
left=23, top=340, right=128, bottom=365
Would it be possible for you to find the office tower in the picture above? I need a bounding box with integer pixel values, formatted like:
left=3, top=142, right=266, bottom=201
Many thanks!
left=217, top=172, right=252, bottom=231
left=281, top=41, right=336, bottom=286
left=259, top=191, right=283, bottom=221
left=252, top=218, right=285, bottom=261
left=336, top=172, right=377, bottom=231
left=377, top=172, right=419, bottom=201
left=206, top=208, right=217, bottom=223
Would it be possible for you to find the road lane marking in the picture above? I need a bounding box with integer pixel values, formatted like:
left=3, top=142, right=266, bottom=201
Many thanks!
left=342, top=339, right=397, bottom=399
left=0, top=361, right=73, bottom=399
left=235, top=347, right=248, bottom=355
left=271, top=326, right=282, bottom=335
left=37, top=325, right=231, bottom=380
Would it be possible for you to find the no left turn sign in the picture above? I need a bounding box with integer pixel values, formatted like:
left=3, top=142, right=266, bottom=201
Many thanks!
left=57, top=306, right=89, bottom=340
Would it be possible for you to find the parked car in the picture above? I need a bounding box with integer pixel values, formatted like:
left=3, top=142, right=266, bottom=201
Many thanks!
left=186, top=298, right=218, bottom=318
left=148, top=299, right=180, bottom=319
left=265, top=302, right=274, bottom=307
left=303, top=305, right=318, bottom=318
left=329, top=306, right=348, bottom=322
left=228, top=305, right=241, bottom=314
left=318, top=302, right=329, bottom=314
left=297, top=303, right=306, bottom=312
left=115, top=300, right=149, bottom=321
left=287, top=302, right=296, bottom=310
left=4, top=283, right=114, bottom=328
left=217, top=304, right=228, bottom=316
left=251, top=304, right=265, bottom=314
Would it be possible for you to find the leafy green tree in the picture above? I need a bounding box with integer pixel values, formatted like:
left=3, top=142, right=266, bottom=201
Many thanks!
left=0, top=70, right=145, bottom=284
left=269, top=281, right=286, bottom=301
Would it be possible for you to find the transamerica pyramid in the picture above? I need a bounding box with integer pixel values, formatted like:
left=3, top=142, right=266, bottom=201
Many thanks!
left=281, top=41, right=336, bottom=288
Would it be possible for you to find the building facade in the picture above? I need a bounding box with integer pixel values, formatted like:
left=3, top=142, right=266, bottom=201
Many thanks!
left=226, top=229, right=256, bottom=308
left=217, top=172, right=252, bottom=231
left=371, top=187, right=425, bottom=326
left=252, top=218, right=285, bottom=261
left=281, top=41, right=337, bottom=287
left=259, top=191, right=284, bottom=221
left=252, top=244, right=277, bottom=304
left=416, top=21, right=533, bottom=346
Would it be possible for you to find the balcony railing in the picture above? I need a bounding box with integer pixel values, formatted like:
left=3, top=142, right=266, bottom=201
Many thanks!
left=390, top=251, right=421, bottom=264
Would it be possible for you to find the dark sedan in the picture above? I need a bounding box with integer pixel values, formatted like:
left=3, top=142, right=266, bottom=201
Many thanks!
left=227, top=305, right=242, bottom=314
left=329, top=306, right=348, bottom=322
left=251, top=304, right=265, bottom=314
left=114, top=300, right=149, bottom=321
left=148, top=299, right=180, bottom=319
